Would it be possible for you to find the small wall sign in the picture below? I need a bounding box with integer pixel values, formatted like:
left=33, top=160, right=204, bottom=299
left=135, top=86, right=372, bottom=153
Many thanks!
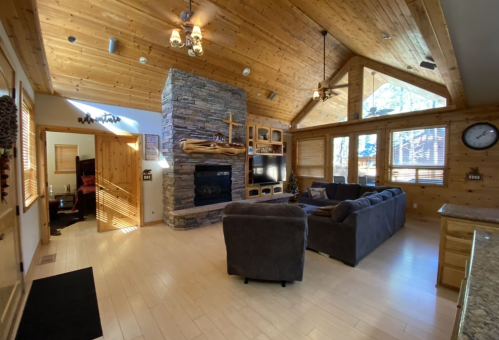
left=145, top=134, right=160, bottom=161
left=78, top=113, right=121, bottom=124
left=143, top=169, right=152, bottom=181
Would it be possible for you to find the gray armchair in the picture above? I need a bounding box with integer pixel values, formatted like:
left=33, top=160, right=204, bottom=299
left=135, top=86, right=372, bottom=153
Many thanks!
left=222, top=202, right=308, bottom=286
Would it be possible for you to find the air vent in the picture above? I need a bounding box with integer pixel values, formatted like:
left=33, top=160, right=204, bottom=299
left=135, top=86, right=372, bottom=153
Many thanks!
left=38, top=254, right=57, bottom=265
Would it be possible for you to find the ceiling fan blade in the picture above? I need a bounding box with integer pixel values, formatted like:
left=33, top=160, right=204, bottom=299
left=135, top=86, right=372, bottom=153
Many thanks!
left=191, top=1, right=219, bottom=27
left=202, top=29, right=236, bottom=45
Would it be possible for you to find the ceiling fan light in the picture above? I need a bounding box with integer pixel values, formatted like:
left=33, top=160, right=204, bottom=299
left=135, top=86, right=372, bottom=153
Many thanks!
left=188, top=48, right=197, bottom=57
left=312, top=90, right=320, bottom=101
left=192, top=42, right=204, bottom=56
left=170, top=30, right=182, bottom=44
left=192, top=26, right=202, bottom=40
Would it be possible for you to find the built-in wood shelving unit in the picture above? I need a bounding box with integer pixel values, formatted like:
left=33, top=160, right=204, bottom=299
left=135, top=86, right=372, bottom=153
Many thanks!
left=246, top=124, right=284, bottom=198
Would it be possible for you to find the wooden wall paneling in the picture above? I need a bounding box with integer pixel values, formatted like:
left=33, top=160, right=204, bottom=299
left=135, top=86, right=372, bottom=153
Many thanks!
left=347, top=57, right=363, bottom=121
left=0, top=0, right=53, bottom=93
left=246, top=114, right=290, bottom=131
left=36, top=127, right=50, bottom=245
left=292, top=104, right=499, bottom=218
left=405, top=0, right=467, bottom=109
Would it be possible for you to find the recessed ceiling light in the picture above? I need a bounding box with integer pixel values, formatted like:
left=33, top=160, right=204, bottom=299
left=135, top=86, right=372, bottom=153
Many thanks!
left=381, top=32, right=391, bottom=40
left=139, top=57, right=147, bottom=64
left=243, top=68, right=251, bottom=76
left=68, top=36, right=77, bottom=44
left=257, top=93, right=261, bottom=97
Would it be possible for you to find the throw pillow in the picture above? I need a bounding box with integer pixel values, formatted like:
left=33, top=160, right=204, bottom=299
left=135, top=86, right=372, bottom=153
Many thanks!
left=81, top=175, right=95, bottom=186
left=308, top=187, right=327, bottom=200
left=360, top=190, right=377, bottom=198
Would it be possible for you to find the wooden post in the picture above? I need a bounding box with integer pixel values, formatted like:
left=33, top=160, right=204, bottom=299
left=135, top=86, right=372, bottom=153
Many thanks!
left=223, top=113, right=239, bottom=143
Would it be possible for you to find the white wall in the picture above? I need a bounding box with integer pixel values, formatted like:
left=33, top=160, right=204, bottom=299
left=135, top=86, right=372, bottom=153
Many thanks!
left=0, top=21, right=40, bottom=274
left=46, top=132, right=95, bottom=196
left=35, top=94, right=165, bottom=223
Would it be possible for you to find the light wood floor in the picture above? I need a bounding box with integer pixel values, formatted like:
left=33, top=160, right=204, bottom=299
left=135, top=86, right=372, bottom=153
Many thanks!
left=14, top=217, right=458, bottom=340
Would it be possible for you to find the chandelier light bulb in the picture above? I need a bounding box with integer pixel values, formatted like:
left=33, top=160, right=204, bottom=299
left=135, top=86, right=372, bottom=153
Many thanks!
left=312, top=90, right=320, bottom=101
left=170, top=30, right=181, bottom=44
left=188, top=48, right=196, bottom=57
left=191, top=26, right=202, bottom=40
left=192, top=43, right=203, bottom=55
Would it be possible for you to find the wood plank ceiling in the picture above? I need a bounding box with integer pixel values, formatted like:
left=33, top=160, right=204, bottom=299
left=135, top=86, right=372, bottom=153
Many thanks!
left=13, top=0, right=445, bottom=123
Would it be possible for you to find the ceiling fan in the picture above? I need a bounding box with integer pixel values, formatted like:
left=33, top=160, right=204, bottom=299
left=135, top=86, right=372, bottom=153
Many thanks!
left=312, top=31, right=340, bottom=102
left=364, top=71, right=394, bottom=118
left=169, top=0, right=218, bottom=57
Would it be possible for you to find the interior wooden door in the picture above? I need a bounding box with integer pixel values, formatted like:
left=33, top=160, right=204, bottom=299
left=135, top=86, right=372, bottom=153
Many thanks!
left=95, top=135, right=141, bottom=232
left=0, top=46, right=23, bottom=340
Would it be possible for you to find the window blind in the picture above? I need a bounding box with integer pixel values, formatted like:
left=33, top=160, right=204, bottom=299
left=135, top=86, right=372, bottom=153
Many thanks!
left=390, top=127, right=446, bottom=185
left=296, top=138, right=325, bottom=178
left=55, top=145, right=78, bottom=172
left=21, top=96, right=38, bottom=209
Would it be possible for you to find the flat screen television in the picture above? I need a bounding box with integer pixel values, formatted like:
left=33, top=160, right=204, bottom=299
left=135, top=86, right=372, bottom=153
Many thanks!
left=252, top=155, right=286, bottom=185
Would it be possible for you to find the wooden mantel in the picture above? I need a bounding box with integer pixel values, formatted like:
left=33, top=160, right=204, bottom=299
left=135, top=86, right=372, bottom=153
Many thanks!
left=180, top=139, right=246, bottom=156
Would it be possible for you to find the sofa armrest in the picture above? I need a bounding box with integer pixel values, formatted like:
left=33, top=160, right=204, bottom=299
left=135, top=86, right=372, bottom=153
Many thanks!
left=301, top=191, right=309, bottom=198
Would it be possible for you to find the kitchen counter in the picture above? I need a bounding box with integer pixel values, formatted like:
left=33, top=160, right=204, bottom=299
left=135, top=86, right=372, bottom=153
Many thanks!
left=438, top=204, right=499, bottom=224
left=457, top=231, right=499, bottom=340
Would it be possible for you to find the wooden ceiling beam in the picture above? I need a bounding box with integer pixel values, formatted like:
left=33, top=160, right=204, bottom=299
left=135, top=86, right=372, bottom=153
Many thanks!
left=405, top=0, right=467, bottom=109
left=291, top=56, right=355, bottom=129
left=0, top=0, right=53, bottom=93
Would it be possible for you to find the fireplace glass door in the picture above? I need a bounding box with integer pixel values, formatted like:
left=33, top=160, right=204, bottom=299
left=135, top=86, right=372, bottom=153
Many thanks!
left=194, top=165, right=232, bottom=206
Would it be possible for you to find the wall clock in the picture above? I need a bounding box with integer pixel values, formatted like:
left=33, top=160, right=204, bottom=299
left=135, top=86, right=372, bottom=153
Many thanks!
left=462, top=122, right=499, bottom=150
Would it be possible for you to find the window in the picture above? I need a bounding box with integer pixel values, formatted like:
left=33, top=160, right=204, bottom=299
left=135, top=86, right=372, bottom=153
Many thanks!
left=357, top=134, right=377, bottom=186
left=55, top=145, right=78, bottom=173
left=362, top=67, right=446, bottom=119
left=299, top=73, right=348, bottom=128
left=332, top=136, right=349, bottom=183
left=389, top=127, right=447, bottom=185
left=296, top=138, right=325, bottom=178
left=20, top=89, right=38, bottom=210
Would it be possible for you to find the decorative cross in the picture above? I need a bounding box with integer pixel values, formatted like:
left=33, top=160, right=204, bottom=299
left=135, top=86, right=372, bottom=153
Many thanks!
left=223, top=113, right=239, bottom=143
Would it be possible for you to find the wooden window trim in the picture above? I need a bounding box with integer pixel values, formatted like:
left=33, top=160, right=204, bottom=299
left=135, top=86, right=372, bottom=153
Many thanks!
left=19, top=84, right=38, bottom=212
left=387, top=124, right=449, bottom=187
left=54, top=144, right=78, bottom=174
left=296, top=136, right=326, bottom=179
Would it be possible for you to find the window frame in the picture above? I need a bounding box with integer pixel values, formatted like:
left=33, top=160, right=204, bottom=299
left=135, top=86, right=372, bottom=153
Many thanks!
left=387, top=124, right=449, bottom=187
left=295, top=136, right=326, bottom=179
left=20, top=86, right=39, bottom=212
left=54, top=144, right=79, bottom=174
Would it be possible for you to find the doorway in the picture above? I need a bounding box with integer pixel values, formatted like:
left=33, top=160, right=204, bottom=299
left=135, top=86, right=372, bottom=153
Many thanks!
left=329, top=130, right=383, bottom=186
left=38, top=126, right=144, bottom=244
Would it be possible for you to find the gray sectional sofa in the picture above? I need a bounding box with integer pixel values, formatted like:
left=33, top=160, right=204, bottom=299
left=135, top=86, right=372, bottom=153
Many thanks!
left=301, top=182, right=406, bottom=266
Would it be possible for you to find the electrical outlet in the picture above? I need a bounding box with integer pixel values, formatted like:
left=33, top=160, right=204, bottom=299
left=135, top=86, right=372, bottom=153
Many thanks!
left=413, top=203, right=417, bottom=209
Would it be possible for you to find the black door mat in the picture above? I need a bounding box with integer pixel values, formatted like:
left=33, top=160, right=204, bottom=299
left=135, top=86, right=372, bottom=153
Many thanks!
left=15, top=268, right=103, bottom=340
left=50, top=212, right=80, bottom=231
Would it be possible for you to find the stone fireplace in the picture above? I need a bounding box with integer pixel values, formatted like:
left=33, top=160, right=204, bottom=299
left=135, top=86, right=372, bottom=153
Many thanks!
left=194, top=165, right=232, bottom=206
left=162, top=68, right=247, bottom=229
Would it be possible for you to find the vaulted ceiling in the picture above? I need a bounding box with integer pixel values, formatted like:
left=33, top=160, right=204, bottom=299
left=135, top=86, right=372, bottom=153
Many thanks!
left=2, top=0, right=451, bottom=123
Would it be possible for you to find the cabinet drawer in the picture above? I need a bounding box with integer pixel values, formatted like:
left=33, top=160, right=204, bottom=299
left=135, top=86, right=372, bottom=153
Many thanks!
left=445, top=236, right=473, bottom=254
left=446, top=220, right=475, bottom=239
left=444, top=251, right=469, bottom=269
left=441, top=266, right=465, bottom=290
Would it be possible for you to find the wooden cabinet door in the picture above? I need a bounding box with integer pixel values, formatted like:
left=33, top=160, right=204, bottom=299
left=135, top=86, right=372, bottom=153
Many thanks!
left=0, top=209, right=23, bottom=340
left=95, top=135, right=141, bottom=232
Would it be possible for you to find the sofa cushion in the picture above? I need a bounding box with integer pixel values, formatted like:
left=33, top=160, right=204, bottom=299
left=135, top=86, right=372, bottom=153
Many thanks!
left=331, top=198, right=371, bottom=222
left=387, top=188, right=403, bottom=196
left=325, top=183, right=339, bottom=199
left=308, top=188, right=327, bottom=199
left=366, top=194, right=383, bottom=205
left=359, top=186, right=378, bottom=197
left=311, top=181, right=329, bottom=188
left=334, top=184, right=361, bottom=200
left=379, top=190, right=393, bottom=201
left=315, top=199, right=342, bottom=206
left=360, top=190, right=377, bottom=198
left=224, top=202, right=306, bottom=218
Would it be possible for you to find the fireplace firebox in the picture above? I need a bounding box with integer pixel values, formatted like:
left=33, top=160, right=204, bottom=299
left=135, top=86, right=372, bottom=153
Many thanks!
left=194, top=165, right=232, bottom=207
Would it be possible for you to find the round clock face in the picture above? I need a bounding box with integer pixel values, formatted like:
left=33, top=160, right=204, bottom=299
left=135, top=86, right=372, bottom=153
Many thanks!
left=462, top=123, right=499, bottom=150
